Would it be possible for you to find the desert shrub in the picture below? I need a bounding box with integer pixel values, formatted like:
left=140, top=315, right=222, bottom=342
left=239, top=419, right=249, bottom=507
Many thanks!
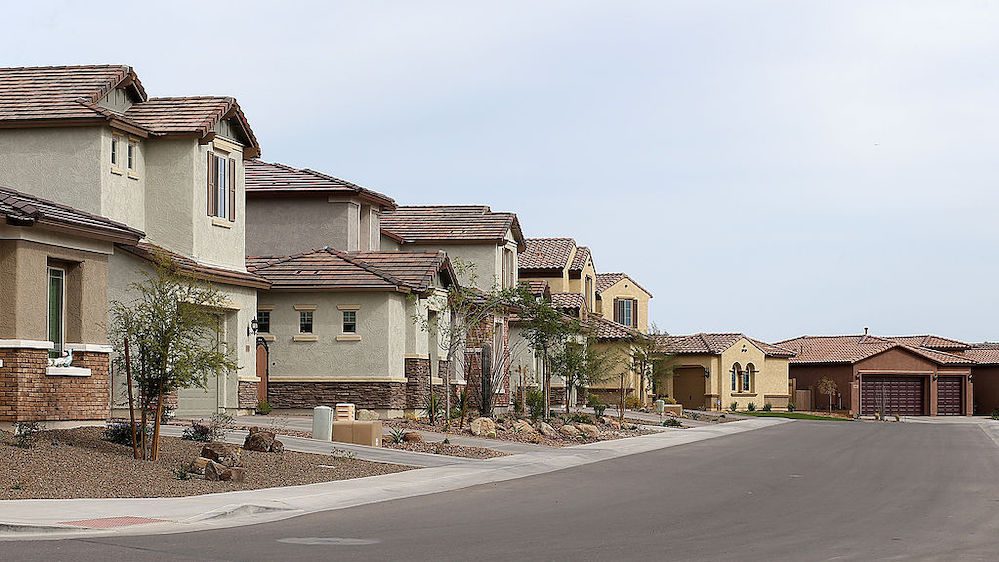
left=526, top=387, right=546, bottom=420
left=330, top=447, right=356, bottom=460
left=388, top=427, right=407, bottom=444
left=624, top=395, right=642, bottom=410
left=256, top=400, right=273, bottom=415
left=13, top=422, right=43, bottom=449
left=663, top=397, right=677, bottom=405
left=729, top=402, right=738, bottom=412
left=173, top=465, right=192, bottom=480
left=182, top=412, right=234, bottom=442
left=424, top=392, right=445, bottom=424
left=513, top=393, right=524, bottom=416
left=567, top=412, right=594, bottom=424
left=747, top=402, right=757, bottom=412
left=762, top=403, right=772, bottom=412
left=662, top=417, right=683, bottom=428
left=787, top=402, right=796, bottom=412
left=991, top=408, right=999, bottom=421
left=103, top=419, right=151, bottom=446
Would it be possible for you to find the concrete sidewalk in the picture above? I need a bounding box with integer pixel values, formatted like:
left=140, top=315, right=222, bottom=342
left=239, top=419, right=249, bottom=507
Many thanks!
left=0, top=418, right=788, bottom=541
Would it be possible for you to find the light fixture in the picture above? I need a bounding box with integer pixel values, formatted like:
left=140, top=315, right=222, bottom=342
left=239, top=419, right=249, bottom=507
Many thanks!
left=247, top=317, right=259, bottom=337
left=703, top=368, right=711, bottom=379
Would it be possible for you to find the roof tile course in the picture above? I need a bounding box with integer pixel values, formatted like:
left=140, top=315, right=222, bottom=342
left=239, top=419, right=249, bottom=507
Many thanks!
left=551, top=292, right=585, bottom=310
left=0, top=184, right=142, bottom=241
left=777, top=334, right=975, bottom=366
left=568, top=246, right=591, bottom=273
left=656, top=333, right=795, bottom=358
left=381, top=205, right=525, bottom=249
left=248, top=248, right=448, bottom=293
left=121, top=242, right=270, bottom=289
left=245, top=160, right=395, bottom=208
left=519, top=238, right=575, bottom=270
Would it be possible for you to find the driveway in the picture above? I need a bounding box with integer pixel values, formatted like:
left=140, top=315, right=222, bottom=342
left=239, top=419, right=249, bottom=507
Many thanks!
left=9, top=421, right=999, bottom=561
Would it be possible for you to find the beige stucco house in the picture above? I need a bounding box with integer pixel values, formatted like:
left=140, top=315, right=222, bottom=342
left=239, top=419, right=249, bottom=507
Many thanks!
left=0, top=65, right=268, bottom=417
left=595, top=273, right=653, bottom=333
left=655, top=333, right=794, bottom=411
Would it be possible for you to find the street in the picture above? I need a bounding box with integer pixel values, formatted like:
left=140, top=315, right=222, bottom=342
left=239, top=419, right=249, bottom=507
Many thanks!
left=10, top=420, right=999, bottom=561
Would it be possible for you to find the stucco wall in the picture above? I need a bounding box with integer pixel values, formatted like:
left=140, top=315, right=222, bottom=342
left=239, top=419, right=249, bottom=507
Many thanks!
left=192, top=140, right=247, bottom=270
left=246, top=196, right=365, bottom=256
left=596, top=277, right=652, bottom=333
left=588, top=340, right=637, bottom=391
left=567, top=256, right=597, bottom=312
left=100, top=129, right=146, bottom=231
left=144, top=138, right=196, bottom=256
left=717, top=338, right=789, bottom=410
left=0, top=127, right=104, bottom=215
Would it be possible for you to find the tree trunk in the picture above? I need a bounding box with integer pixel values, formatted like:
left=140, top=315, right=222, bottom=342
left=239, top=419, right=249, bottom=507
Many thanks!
left=619, top=373, right=626, bottom=423
left=151, top=377, right=165, bottom=461
left=124, top=337, right=139, bottom=459
left=542, top=347, right=550, bottom=421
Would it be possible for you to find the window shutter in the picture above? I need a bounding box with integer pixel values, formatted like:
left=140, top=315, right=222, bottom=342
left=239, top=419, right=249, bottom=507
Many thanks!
left=632, top=299, right=639, bottom=328
left=228, top=157, right=237, bottom=221
left=207, top=153, right=216, bottom=216
left=613, top=299, right=621, bottom=323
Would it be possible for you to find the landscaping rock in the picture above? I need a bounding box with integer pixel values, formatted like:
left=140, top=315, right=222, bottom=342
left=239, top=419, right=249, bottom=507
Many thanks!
left=189, top=457, right=210, bottom=475
left=200, top=442, right=242, bottom=467
left=560, top=424, right=580, bottom=437
left=512, top=420, right=537, bottom=434
left=357, top=409, right=380, bottom=421
left=538, top=422, right=558, bottom=438
left=243, top=427, right=277, bottom=452
left=621, top=422, right=638, bottom=430
left=576, top=423, right=600, bottom=438
left=402, top=431, right=423, bottom=443
left=204, top=460, right=232, bottom=481
left=271, top=439, right=284, bottom=453
left=227, top=466, right=247, bottom=483
left=604, top=418, right=621, bottom=430
left=470, top=417, right=497, bottom=437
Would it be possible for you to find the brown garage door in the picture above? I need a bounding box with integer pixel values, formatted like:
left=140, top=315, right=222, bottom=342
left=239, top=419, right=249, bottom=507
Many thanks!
left=672, top=367, right=706, bottom=411
left=861, top=376, right=925, bottom=416
left=937, top=376, right=963, bottom=416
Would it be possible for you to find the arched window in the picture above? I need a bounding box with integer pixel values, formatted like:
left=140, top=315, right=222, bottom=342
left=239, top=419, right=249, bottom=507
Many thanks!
left=731, top=362, right=743, bottom=391
left=743, top=363, right=756, bottom=393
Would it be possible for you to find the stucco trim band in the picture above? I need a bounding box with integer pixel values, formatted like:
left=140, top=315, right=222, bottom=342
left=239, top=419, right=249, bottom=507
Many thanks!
left=269, top=375, right=409, bottom=383
left=46, top=366, right=92, bottom=377
left=65, top=343, right=114, bottom=354
left=0, top=339, right=54, bottom=350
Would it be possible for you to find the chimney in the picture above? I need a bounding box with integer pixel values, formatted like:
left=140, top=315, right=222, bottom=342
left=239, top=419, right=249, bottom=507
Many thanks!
left=863, top=326, right=869, bottom=336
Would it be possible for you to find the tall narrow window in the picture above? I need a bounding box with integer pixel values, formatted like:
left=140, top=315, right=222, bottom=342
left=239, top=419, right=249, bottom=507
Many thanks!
left=299, top=311, right=313, bottom=334
left=743, top=364, right=754, bottom=393
left=256, top=310, right=271, bottom=333
left=342, top=311, right=357, bottom=333
left=615, top=299, right=634, bottom=328
left=110, top=136, right=120, bottom=167
left=48, top=268, right=65, bottom=358
left=585, top=276, right=593, bottom=310
left=127, top=141, right=136, bottom=171
left=731, top=363, right=743, bottom=392
left=208, top=153, right=236, bottom=221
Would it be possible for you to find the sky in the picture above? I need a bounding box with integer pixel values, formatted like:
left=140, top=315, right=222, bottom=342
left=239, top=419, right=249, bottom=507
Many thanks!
left=5, top=1, right=999, bottom=342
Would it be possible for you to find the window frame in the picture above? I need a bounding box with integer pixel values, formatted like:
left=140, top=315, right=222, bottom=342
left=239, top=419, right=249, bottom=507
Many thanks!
left=110, top=135, right=120, bottom=168
left=126, top=140, right=137, bottom=172
left=342, top=310, right=357, bottom=334
left=298, top=310, right=314, bottom=334
left=256, top=310, right=271, bottom=334
left=47, top=267, right=66, bottom=358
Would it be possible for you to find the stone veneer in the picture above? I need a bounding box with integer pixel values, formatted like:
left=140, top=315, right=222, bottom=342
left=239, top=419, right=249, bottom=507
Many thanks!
left=464, top=314, right=512, bottom=412
left=268, top=380, right=408, bottom=410
left=0, top=347, right=110, bottom=423
left=238, top=381, right=259, bottom=410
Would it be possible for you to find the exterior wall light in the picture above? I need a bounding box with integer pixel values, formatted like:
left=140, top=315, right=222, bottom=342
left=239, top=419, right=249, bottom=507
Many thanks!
left=247, top=317, right=259, bottom=337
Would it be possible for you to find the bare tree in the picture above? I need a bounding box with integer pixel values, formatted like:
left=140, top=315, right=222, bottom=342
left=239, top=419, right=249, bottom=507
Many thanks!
left=816, top=377, right=838, bottom=414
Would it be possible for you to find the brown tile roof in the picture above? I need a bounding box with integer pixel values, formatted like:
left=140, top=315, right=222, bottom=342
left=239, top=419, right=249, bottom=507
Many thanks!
left=595, top=272, right=653, bottom=298
left=520, top=280, right=549, bottom=298
left=777, top=334, right=975, bottom=366
left=0, top=65, right=260, bottom=158
left=244, top=160, right=395, bottom=209
left=381, top=206, right=525, bottom=250
left=964, top=344, right=999, bottom=366
left=120, top=242, right=270, bottom=290
left=248, top=248, right=450, bottom=293
left=568, top=246, right=592, bottom=273
left=656, top=333, right=795, bottom=358
left=551, top=292, right=585, bottom=311
left=884, top=335, right=971, bottom=351
left=519, top=238, right=575, bottom=271
left=587, top=314, right=641, bottom=341
left=0, top=184, right=142, bottom=243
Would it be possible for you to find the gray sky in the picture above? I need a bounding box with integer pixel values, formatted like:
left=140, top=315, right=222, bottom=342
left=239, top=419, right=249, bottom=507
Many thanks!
left=6, top=1, right=999, bottom=342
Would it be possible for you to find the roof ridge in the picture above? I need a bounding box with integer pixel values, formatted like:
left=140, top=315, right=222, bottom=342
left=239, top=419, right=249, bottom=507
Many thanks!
left=143, top=95, right=234, bottom=101
left=326, top=247, right=411, bottom=289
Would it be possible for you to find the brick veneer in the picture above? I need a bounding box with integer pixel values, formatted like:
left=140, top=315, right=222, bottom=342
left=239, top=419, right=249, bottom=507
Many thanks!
left=268, top=380, right=407, bottom=409
left=238, top=381, right=259, bottom=410
left=0, top=348, right=110, bottom=423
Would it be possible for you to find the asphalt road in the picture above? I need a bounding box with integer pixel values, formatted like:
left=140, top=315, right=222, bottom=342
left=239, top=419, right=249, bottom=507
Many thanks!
left=11, top=421, right=999, bottom=561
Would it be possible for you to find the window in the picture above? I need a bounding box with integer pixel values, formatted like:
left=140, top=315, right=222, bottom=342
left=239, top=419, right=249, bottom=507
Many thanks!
left=502, top=248, right=515, bottom=288
left=299, top=311, right=313, bottom=334
left=614, top=299, right=635, bottom=328
left=207, top=152, right=237, bottom=221
left=127, top=141, right=136, bottom=171
left=256, top=310, right=270, bottom=333
left=743, top=363, right=755, bottom=393
left=731, top=363, right=742, bottom=392
left=47, top=268, right=65, bottom=358
left=110, top=136, right=120, bottom=167
left=585, top=275, right=593, bottom=310
left=342, top=311, right=357, bottom=333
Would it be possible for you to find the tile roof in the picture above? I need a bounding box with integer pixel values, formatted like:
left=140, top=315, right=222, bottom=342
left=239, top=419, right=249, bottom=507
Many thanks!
left=777, top=334, right=975, bottom=366
left=519, top=238, right=575, bottom=271
left=244, top=160, right=396, bottom=209
left=381, top=205, right=525, bottom=250
left=551, top=292, right=585, bottom=310
left=586, top=314, right=641, bottom=341
left=964, top=344, right=999, bottom=366
left=120, top=242, right=270, bottom=289
left=595, top=272, right=653, bottom=298
left=248, top=248, right=449, bottom=293
left=883, top=335, right=971, bottom=351
left=568, top=246, right=592, bottom=273
left=655, top=333, right=796, bottom=358
left=0, top=65, right=260, bottom=158
left=520, top=280, right=549, bottom=298
left=0, top=184, right=142, bottom=242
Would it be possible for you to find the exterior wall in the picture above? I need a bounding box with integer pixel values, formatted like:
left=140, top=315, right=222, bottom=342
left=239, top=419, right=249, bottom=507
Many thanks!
left=193, top=139, right=247, bottom=269
left=238, top=380, right=259, bottom=410
left=566, top=255, right=597, bottom=312
left=972, top=366, right=999, bottom=415
left=508, top=324, right=540, bottom=391
left=393, top=228, right=518, bottom=292
left=588, top=340, right=637, bottom=393
left=246, top=196, right=361, bottom=256
left=788, top=364, right=853, bottom=412
left=100, top=129, right=146, bottom=231
left=0, top=347, right=110, bottom=424
left=268, top=380, right=407, bottom=410
left=596, top=278, right=652, bottom=333
left=464, top=314, right=511, bottom=411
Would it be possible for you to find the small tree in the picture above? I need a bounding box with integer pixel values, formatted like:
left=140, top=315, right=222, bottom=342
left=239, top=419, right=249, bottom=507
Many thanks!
left=516, top=289, right=578, bottom=420
left=816, top=376, right=838, bottom=414
left=108, top=257, right=237, bottom=461
left=630, top=324, right=667, bottom=406
left=550, top=335, right=615, bottom=414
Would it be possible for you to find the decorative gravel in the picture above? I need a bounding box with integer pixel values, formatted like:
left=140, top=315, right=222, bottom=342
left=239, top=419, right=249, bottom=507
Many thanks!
left=384, top=416, right=653, bottom=448
left=383, top=441, right=509, bottom=459
left=0, top=427, right=412, bottom=500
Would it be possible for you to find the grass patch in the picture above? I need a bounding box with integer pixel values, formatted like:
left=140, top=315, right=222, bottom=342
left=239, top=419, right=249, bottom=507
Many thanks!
left=740, top=411, right=849, bottom=421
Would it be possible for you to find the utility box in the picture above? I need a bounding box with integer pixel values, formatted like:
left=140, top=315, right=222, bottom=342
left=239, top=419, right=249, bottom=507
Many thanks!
left=332, top=420, right=354, bottom=444
left=331, top=420, right=382, bottom=447
left=335, top=403, right=356, bottom=422
left=312, top=405, right=333, bottom=441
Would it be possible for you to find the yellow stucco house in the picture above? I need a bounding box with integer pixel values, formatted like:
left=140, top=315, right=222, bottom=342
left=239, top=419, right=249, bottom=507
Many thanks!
left=595, top=273, right=653, bottom=333
left=655, top=333, right=795, bottom=412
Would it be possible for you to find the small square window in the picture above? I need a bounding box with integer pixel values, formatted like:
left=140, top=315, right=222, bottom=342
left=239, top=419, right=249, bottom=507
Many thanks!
left=127, top=141, right=137, bottom=171
left=342, top=311, right=357, bottom=333
left=256, top=310, right=270, bottom=333
left=299, top=311, right=313, bottom=334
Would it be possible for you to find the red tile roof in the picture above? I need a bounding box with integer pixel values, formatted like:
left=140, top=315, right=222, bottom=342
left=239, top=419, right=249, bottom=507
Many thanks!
left=248, top=248, right=450, bottom=293
left=519, top=238, right=575, bottom=271
left=656, top=333, right=795, bottom=358
left=1, top=184, right=143, bottom=243
left=520, top=280, right=549, bottom=298
left=120, top=242, right=270, bottom=289
left=381, top=206, right=525, bottom=250
left=883, top=335, right=971, bottom=351
left=964, top=344, right=999, bottom=366
left=244, top=160, right=395, bottom=209
left=777, top=334, right=974, bottom=366
left=568, top=246, right=592, bottom=273
left=595, top=272, right=653, bottom=298
left=551, top=292, right=585, bottom=311
left=587, top=314, right=641, bottom=341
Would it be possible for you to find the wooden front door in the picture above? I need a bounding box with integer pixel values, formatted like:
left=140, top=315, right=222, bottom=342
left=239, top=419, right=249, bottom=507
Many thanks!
left=255, top=338, right=269, bottom=404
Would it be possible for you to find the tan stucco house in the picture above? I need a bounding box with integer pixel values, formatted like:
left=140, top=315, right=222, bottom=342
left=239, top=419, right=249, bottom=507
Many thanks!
left=0, top=64, right=268, bottom=417
left=595, top=272, right=653, bottom=333
left=655, top=333, right=795, bottom=412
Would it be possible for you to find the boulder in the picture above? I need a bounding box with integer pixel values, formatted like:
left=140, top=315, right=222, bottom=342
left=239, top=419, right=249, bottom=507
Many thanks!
left=604, top=418, right=621, bottom=430
left=243, top=427, right=277, bottom=452
left=227, top=466, right=247, bottom=483
left=200, top=442, right=242, bottom=467
left=621, top=422, right=638, bottom=430
left=403, top=431, right=423, bottom=443
left=560, top=424, right=580, bottom=437
left=271, top=439, right=284, bottom=453
left=512, top=420, right=537, bottom=434
left=204, top=460, right=231, bottom=481
left=538, top=422, right=558, bottom=438
left=470, top=417, right=497, bottom=437
left=357, top=409, right=380, bottom=421
left=189, top=457, right=210, bottom=475
left=576, top=423, right=600, bottom=438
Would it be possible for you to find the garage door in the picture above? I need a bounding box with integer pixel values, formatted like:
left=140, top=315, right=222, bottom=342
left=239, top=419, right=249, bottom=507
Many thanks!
left=937, top=376, right=963, bottom=416
left=861, top=376, right=925, bottom=416
left=672, top=367, right=706, bottom=411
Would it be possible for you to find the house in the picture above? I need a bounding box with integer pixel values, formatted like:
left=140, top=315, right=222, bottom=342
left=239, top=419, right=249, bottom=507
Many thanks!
left=655, top=333, right=794, bottom=411
left=0, top=65, right=267, bottom=417
left=519, top=238, right=597, bottom=315
left=777, top=333, right=975, bottom=416
left=381, top=205, right=527, bottom=412
left=595, top=272, right=653, bottom=333
left=0, top=186, right=142, bottom=429
left=964, top=344, right=999, bottom=415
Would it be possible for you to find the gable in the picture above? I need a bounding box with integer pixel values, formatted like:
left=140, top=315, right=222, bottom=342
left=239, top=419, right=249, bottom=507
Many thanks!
left=855, top=346, right=937, bottom=372
left=214, top=116, right=251, bottom=146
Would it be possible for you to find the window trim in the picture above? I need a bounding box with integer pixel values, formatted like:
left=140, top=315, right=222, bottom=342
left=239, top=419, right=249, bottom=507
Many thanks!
left=47, top=267, right=66, bottom=359
left=256, top=310, right=271, bottom=334
left=110, top=135, right=122, bottom=173
left=298, top=310, right=314, bottom=334
left=342, top=310, right=357, bottom=334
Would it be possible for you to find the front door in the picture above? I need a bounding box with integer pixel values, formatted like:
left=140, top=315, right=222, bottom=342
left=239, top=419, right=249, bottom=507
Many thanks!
left=256, top=338, right=269, bottom=404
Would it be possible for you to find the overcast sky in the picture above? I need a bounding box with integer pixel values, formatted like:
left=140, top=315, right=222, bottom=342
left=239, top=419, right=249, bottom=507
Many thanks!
left=6, top=1, right=999, bottom=342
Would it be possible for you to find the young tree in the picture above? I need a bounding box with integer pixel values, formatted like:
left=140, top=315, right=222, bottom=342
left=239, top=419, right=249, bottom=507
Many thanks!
left=108, top=256, right=237, bottom=461
left=816, top=376, right=838, bottom=414
left=550, top=335, right=615, bottom=414
left=630, top=324, right=666, bottom=406
left=515, top=288, right=579, bottom=420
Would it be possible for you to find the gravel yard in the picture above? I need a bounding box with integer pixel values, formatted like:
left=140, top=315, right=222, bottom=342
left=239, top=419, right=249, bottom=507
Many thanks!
left=383, top=441, right=509, bottom=459
left=384, top=414, right=654, bottom=448
left=0, top=427, right=412, bottom=500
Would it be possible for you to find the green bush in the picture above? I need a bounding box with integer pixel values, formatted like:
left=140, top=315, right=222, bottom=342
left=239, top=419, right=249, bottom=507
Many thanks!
left=182, top=412, right=234, bottom=442
left=526, top=387, right=546, bottom=420
left=729, top=402, right=738, bottom=412
left=103, top=419, right=151, bottom=446
left=424, top=392, right=444, bottom=424
left=567, top=412, right=594, bottom=424
left=256, top=400, right=273, bottom=415
left=762, top=403, right=772, bottom=412
left=388, top=427, right=407, bottom=444
left=663, top=397, right=677, bottom=405
left=624, top=395, right=642, bottom=410
left=992, top=408, right=999, bottom=421
left=787, top=402, right=796, bottom=412
left=662, top=417, right=683, bottom=428
left=747, top=402, right=757, bottom=412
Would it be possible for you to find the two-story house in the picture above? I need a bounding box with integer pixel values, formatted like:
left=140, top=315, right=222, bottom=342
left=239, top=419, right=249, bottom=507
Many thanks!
left=0, top=65, right=267, bottom=418
left=245, top=161, right=458, bottom=417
